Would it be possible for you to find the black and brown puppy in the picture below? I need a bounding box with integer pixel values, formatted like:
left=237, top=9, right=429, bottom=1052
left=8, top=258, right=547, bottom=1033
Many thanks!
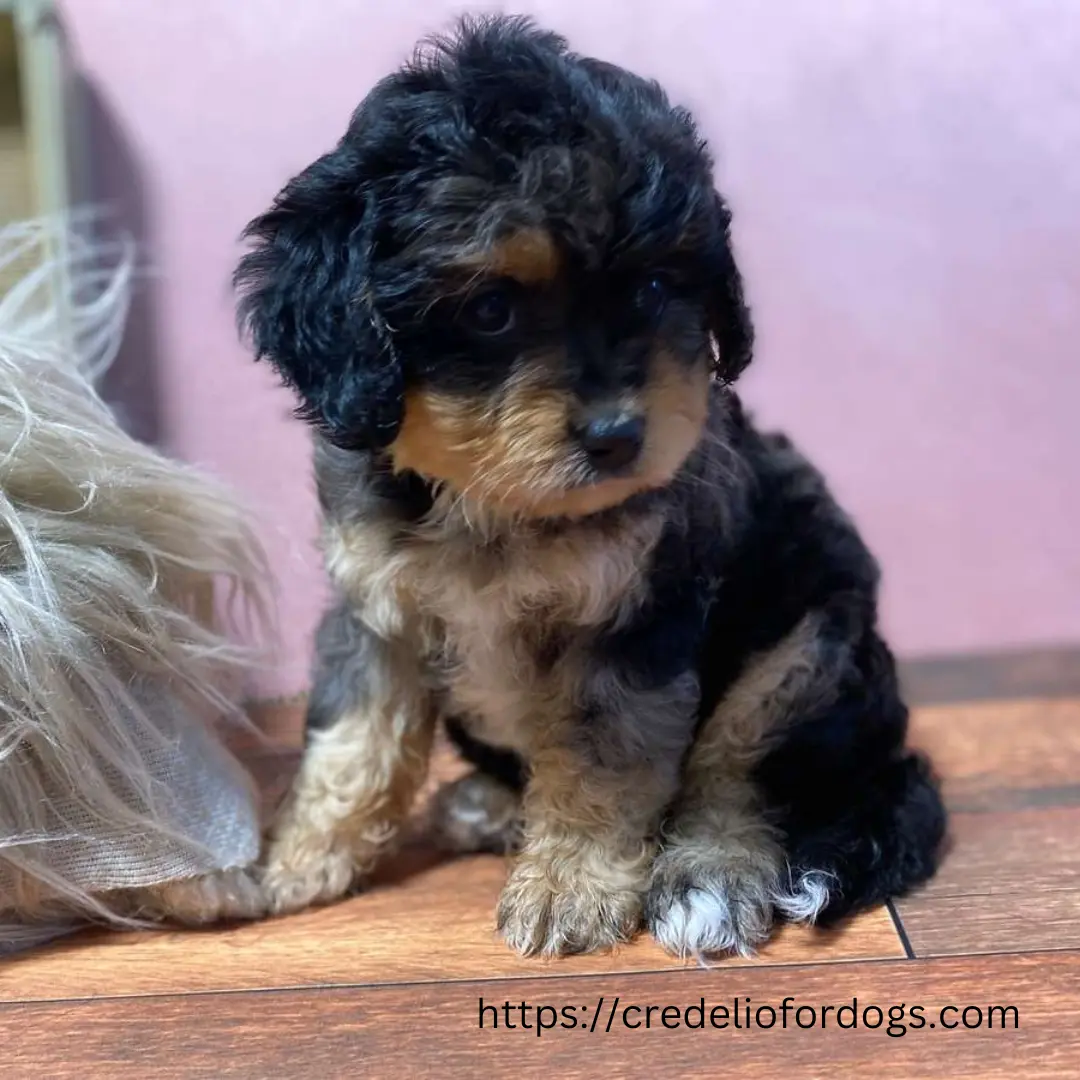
left=235, top=16, right=945, bottom=958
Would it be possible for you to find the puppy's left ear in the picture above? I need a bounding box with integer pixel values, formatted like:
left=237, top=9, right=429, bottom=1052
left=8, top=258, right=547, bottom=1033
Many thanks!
left=706, top=192, right=754, bottom=384
left=234, top=160, right=403, bottom=450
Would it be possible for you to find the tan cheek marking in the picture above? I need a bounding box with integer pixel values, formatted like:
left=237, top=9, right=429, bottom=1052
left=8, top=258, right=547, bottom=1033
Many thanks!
left=491, top=371, right=572, bottom=482
left=389, top=376, right=574, bottom=506
left=388, top=391, right=488, bottom=492
left=390, top=353, right=708, bottom=520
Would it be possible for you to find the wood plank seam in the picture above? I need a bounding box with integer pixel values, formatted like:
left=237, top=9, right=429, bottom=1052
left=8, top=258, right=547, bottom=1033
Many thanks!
left=886, top=900, right=916, bottom=959
left=14, top=945, right=1080, bottom=1008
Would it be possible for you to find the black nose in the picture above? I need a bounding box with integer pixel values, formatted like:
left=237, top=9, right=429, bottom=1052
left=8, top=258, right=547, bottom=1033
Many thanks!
left=576, top=413, right=645, bottom=472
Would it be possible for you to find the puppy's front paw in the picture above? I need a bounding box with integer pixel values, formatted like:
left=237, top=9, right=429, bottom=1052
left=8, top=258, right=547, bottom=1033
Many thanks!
left=645, top=848, right=780, bottom=959
left=496, top=854, right=643, bottom=956
left=125, top=867, right=267, bottom=925
left=260, top=845, right=358, bottom=916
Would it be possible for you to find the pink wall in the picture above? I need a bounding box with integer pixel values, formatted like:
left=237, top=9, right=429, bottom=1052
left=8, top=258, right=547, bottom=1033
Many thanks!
left=61, top=1, right=1080, bottom=697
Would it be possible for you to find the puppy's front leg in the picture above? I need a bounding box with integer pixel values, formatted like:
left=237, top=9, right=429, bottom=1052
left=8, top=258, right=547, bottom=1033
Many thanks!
left=262, top=602, right=435, bottom=915
left=497, top=675, right=698, bottom=956
left=646, top=616, right=836, bottom=958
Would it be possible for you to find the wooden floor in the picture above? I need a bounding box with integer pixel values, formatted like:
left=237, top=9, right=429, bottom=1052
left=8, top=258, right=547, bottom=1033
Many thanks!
left=2, top=653, right=1079, bottom=1077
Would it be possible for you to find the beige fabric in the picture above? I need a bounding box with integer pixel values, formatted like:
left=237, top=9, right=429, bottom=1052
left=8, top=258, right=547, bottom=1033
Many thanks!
left=0, top=217, right=268, bottom=951
left=0, top=678, right=261, bottom=897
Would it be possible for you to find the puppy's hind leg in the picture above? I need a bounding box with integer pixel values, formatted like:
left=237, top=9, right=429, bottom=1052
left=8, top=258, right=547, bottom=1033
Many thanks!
left=261, top=601, right=436, bottom=915
left=756, top=632, right=947, bottom=927
left=429, top=769, right=523, bottom=854
left=430, top=716, right=525, bottom=854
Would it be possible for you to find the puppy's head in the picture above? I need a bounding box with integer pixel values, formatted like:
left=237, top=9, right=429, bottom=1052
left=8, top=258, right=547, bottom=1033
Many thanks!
left=236, top=15, right=752, bottom=519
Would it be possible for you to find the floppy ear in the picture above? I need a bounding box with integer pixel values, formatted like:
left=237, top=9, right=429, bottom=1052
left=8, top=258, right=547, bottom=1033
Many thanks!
left=234, top=160, right=403, bottom=449
left=707, top=192, right=754, bottom=384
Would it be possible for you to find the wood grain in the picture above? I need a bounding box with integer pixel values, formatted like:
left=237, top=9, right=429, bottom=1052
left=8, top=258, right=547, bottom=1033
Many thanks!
left=3, top=951, right=1074, bottom=1079
left=898, top=697, right=1080, bottom=956
left=14, top=689, right=1080, bottom=1010
left=1, top=703, right=909, bottom=1002
left=908, top=698, right=1080, bottom=812
left=0, top=848, right=902, bottom=1002
left=897, top=807, right=1080, bottom=956
left=900, top=647, right=1080, bottom=706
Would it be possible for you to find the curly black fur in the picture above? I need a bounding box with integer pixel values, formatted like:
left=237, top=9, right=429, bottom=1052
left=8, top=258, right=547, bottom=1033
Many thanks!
left=237, top=14, right=946, bottom=951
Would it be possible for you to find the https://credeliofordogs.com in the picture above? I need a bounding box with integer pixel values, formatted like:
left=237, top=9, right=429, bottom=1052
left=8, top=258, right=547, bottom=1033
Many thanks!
left=478, top=995, right=1020, bottom=1038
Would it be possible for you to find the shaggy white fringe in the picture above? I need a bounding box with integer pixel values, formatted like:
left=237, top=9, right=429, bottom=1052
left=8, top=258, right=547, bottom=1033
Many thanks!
left=0, top=217, right=272, bottom=952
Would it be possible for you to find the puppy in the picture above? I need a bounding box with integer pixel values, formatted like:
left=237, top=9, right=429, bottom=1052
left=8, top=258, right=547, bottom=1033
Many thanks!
left=234, top=15, right=946, bottom=957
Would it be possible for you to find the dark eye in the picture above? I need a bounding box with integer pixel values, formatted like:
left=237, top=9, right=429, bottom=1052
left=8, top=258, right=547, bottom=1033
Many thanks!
left=632, top=276, right=669, bottom=322
left=460, top=285, right=516, bottom=336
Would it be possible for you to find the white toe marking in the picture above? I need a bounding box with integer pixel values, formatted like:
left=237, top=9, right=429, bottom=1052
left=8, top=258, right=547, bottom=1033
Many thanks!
left=651, top=868, right=833, bottom=960
left=772, top=869, right=833, bottom=924
left=650, top=886, right=743, bottom=959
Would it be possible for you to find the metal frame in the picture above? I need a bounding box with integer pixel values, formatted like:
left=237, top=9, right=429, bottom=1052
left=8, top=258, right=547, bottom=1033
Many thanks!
left=4, top=0, right=71, bottom=334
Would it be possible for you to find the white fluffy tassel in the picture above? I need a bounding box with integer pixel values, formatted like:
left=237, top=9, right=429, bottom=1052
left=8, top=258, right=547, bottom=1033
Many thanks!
left=0, top=217, right=272, bottom=952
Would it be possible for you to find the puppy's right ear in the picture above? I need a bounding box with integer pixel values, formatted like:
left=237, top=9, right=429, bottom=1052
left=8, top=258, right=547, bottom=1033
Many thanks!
left=234, top=158, right=403, bottom=449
